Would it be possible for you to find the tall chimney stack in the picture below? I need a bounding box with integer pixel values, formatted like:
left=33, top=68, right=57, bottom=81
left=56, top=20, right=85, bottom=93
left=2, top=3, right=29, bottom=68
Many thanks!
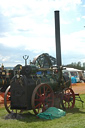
left=54, top=11, right=62, bottom=67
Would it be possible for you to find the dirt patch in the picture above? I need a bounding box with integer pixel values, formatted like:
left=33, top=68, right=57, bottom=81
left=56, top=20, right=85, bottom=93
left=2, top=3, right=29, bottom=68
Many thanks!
left=72, top=83, right=85, bottom=94
left=0, top=92, right=5, bottom=107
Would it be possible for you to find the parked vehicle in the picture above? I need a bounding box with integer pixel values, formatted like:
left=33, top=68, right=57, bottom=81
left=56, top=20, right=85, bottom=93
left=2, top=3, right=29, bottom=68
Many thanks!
left=62, top=68, right=80, bottom=83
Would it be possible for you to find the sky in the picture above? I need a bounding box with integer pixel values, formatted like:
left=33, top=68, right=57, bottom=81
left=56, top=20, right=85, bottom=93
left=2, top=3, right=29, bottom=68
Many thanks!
left=0, top=0, right=85, bottom=67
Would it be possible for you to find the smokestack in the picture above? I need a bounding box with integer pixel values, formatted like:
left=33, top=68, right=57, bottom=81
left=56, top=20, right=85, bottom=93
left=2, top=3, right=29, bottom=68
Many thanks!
left=54, top=11, right=62, bottom=67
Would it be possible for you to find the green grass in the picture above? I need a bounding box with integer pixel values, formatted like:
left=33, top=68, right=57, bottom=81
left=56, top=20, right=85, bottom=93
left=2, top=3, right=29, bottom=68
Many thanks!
left=0, top=94, right=85, bottom=128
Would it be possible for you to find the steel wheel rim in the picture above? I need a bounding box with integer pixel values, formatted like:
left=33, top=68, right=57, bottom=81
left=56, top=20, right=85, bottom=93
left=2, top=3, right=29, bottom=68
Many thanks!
left=31, top=83, right=54, bottom=115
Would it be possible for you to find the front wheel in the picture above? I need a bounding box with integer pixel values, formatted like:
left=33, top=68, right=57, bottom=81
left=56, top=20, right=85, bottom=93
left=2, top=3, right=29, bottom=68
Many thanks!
left=63, top=88, right=75, bottom=109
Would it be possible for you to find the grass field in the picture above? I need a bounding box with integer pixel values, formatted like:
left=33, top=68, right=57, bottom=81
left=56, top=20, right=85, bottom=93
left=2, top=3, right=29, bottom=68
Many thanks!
left=0, top=94, right=85, bottom=128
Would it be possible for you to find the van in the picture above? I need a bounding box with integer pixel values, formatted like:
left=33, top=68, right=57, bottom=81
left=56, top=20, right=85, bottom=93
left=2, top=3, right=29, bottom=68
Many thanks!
left=62, top=69, right=80, bottom=83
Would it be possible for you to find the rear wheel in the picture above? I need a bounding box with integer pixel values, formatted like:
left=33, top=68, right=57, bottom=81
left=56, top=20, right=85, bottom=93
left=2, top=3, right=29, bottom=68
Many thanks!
left=4, top=86, right=22, bottom=114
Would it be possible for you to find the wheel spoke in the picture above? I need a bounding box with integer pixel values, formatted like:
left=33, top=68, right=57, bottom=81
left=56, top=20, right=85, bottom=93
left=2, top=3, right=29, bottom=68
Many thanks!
left=36, top=92, right=41, bottom=97
left=46, top=93, right=51, bottom=98
left=35, top=98, right=41, bottom=101
left=46, top=87, right=50, bottom=92
left=39, top=88, right=41, bottom=95
left=43, top=85, right=45, bottom=94
left=47, top=99, right=53, bottom=102
left=35, top=102, right=42, bottom=109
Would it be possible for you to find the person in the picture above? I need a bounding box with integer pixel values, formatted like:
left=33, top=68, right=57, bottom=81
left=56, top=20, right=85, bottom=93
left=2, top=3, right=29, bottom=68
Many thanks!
left=71, top=76, right=76, bottom=84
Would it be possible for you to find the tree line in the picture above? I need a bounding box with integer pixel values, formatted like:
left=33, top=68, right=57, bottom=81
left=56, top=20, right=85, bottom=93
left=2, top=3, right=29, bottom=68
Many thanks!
left=64, top=61, right=85, bottom=70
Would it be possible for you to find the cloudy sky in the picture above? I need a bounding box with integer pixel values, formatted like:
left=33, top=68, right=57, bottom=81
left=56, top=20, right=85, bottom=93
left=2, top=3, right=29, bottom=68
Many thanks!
left=0, top=0, right=85, bottom=67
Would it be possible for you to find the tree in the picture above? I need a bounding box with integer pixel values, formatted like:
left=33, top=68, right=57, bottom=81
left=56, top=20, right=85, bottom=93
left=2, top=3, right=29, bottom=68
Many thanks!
left=65, top=61, right=84, bottom=70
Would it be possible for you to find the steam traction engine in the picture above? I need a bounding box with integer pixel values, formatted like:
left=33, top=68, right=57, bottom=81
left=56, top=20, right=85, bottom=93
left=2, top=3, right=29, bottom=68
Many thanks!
left=4, top=53, right=75, bottom=115
left=4, top=11, right=75, bottom=115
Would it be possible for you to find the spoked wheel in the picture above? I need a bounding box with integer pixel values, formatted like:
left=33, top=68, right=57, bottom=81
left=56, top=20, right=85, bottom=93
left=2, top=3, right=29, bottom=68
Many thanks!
left=31, top=83, right=54, bottom=115
left=63, top=88, right=75, bottom=109
left=4, top=86, right=22, bottom=114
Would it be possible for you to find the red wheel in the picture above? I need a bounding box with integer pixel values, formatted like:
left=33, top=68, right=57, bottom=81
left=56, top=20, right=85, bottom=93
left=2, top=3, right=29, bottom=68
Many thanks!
left=63, top=88, right=75, bottom=109
left=4, top=86, right=23, bottom=114
left=31, top=83, right=54, bottom=115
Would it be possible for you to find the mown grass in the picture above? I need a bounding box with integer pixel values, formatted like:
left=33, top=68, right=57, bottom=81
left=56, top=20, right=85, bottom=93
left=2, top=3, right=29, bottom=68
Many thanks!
left=0, top=94, right=85, bottom=128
